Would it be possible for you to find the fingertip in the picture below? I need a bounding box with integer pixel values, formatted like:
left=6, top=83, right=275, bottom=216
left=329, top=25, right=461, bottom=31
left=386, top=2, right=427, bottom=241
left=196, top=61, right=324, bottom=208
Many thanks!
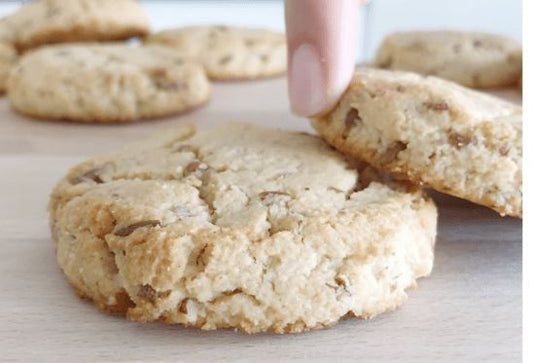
left=288, top=44, right=327, bottom=117
left=285, top=0, right=358, bottom=117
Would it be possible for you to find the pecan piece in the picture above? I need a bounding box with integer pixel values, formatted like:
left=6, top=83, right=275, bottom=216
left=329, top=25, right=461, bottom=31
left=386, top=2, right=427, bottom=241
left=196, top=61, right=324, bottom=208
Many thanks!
left=150, top=69, right=187, bottom=91
left=326, top=276, right=352, bottom=296
left=499, top=144, right=511, bottom=156
left=196, top=245, right=210, bottom=266
left=353, top=165, right=380, bottom=192
left=396, top=85, right=406, bottom=93
left=382, top=141, right=407, bottom=164
left=109, top=290, right=135, bottom=313
left=259, top=191, right=291, bottom=206
left=114, top=220, right=161, bottom=237
left=69, top=168, right=104, bottom=185
left=424, top=101, right=449, bottom=112
left=184, top=161, right=209, bottom=177
left=448, top=132, right=473, bottom=148
left=335, top=276, right=352, bottom=295
left=342, top=108, right=362, bottom=138
left=221, top=288, right=243, bottom=297
left=137, top=284, right=156, bottom=302
left=137, top=284, right=170, bottom=303
left=179, top=298, right=189, bottom=314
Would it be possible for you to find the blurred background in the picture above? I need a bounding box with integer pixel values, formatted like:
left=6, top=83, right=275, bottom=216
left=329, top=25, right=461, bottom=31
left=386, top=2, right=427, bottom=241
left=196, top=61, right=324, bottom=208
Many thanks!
left=1, top=0, right=523, bottom=63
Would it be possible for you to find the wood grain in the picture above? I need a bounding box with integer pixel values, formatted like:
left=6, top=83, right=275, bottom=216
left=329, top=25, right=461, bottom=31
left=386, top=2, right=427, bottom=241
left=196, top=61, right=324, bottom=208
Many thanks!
left=0, top=79, right=522, bottom=362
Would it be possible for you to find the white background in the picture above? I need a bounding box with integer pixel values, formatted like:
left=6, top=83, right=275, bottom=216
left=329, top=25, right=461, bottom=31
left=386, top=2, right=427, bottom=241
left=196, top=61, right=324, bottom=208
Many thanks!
left=0, top=0, right=523, bottom=62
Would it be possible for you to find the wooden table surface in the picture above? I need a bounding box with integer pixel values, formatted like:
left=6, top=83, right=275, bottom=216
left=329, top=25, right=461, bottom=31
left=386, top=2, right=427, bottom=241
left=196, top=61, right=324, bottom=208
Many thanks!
left=0, top=79, right=522, bottom=362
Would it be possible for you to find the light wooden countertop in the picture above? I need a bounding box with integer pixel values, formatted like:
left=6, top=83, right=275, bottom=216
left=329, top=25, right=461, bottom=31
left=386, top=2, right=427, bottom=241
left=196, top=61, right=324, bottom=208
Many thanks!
left=0, top=79, right=522, bottom=362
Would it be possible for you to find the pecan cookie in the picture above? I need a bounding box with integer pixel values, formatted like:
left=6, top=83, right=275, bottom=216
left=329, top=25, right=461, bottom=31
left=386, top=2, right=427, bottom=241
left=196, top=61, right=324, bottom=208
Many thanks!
left=146, top=25, right=286, bottom=80
left=0, top=41, right=17, bottom=93
left=49, top=123, right=437, bottom=333
left=375, top=31, right=522, bottom=89
left=4, top=0, right=150, bottom=52
left=7, top=43, right=211, bottom=123
left=0, top=18, right=18, bottom=93
left=312, top=68, right=522, bottom=217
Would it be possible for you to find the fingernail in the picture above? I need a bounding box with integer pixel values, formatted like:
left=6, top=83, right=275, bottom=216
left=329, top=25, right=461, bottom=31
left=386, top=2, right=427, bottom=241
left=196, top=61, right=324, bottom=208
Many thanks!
left=289, top=44, right=326, bottom=116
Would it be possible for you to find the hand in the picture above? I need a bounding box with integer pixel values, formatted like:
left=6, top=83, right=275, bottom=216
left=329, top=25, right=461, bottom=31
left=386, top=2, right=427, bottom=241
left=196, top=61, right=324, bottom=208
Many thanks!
left=285, top=0, right=360, bottom=117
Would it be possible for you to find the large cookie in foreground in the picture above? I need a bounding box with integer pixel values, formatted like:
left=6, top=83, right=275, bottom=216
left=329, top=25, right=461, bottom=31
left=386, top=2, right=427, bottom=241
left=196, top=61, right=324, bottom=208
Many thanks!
left=7, top=44, right=211, bottom=123
left=312, top=68, right=522, bottom=217
left=374, top=31, right=522, bottom=89
left=49, top=123, right=437, bottom=333
left=146, top=25, right=286, bottom=80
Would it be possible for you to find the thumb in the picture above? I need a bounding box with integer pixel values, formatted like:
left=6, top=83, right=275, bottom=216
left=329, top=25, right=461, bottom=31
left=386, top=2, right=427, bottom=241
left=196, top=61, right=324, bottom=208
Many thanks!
left=285, top=0, right=359, bottom=117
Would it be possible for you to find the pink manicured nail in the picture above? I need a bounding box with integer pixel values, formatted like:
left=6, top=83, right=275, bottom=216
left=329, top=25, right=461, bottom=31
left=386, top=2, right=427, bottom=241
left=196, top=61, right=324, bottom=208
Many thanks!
left=285, top=0, right=359, bottom=117
left=289, top=44, right=326, bottom=116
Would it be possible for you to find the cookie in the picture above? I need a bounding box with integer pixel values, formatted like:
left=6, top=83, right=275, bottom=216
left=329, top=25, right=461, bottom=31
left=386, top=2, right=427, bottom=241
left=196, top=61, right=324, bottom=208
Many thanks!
left=374, top=31, right=522, bottom=89
left=5, top=0, right=150, bottom=52
left=146, top=25, right=286, bottom=80
left=0, top=18, right=18, bottom=93
left=49, top=123, right=437, bottom=333
left=0, top=42, right=17, bottom=93
left=7, top=43, right=211, bottom=123
left=312, top=68, right=522, bottom=217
